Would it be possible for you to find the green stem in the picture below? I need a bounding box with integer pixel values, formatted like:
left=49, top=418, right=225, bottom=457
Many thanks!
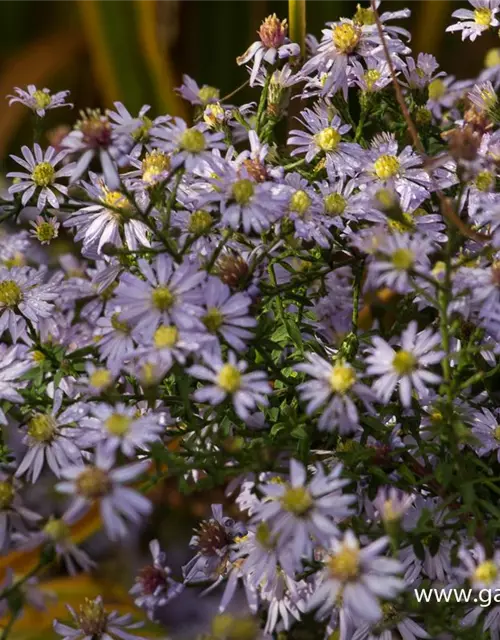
left=256, top=71, right=273, bottom=135
left=0, top=612, right=17, bottom=640
left=288, top=0, right=306, bottom=57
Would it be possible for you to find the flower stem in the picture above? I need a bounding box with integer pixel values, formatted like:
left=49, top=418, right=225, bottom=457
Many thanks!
left=288, top=0, right=306, bottom=57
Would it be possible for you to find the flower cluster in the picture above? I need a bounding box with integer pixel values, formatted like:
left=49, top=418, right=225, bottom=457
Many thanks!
left=2, top=3, right=500, bottom=639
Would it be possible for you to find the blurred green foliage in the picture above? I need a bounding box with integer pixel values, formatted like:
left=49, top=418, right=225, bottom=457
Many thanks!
left=0, top=0, right=497, bottom=166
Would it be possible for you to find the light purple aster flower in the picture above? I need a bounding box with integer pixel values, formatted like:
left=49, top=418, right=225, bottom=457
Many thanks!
left=296, top=353, right=375, bottom=434
left=64, top=173, right=150, bottom=254
left=307, top=531, right=404, bottom=624
left=457, top=543, right=500, bottom=590
left=130, top=539, right=184, bottom=620
left=54, top=596, right=146, bottom=640
left=62, top=109, right=126, bottom=189
left=0, top=344, right=32, bottom=424
left=358, top=133, right=431, bottom=210
left=7, top=144, right=72, bottom=210
left=0, top=265, right=58, bottom=341
left=56, top=447, right=152, bottom=541
left=151, top=118, right=225, bottom=171
left=94, top=311, right=136, bottom=375
left=176, top=74, right=220, bottom=106
left=471, top=407, right=500, bottom=461
left=365, top=321, right=444, bottom=407
left=16, top=392, right=88, bottom=483
left=237, top=14, right=300, bottom=86
left=368, top=231, right=435, bottom=294
left=447, top=0, right=500, bottom=41
left=0, top=471, right=41, bottom=551
left=114, top=254, right=206, bottom=339
left=350, top=57, right=392, bottom=93
left=352, top=612, right=429, bottom=640
left=200, top=276, right=256, bottom=351
left=188, top=349, right=270, bottom=421
left=7, top=84, right=72, bottom=117
left=252, top=459, right=355, bottom=562
left=400, top=53, right=443, bottom=91
left=288, top=105, right=359, bottom=175
left=75, top=402, right=164, bottom=458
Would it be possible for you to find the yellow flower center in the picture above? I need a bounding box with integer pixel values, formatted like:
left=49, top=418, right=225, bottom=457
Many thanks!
left=324, top=193, right=346, bottom=216
left=428, top=79, right=446, bottom=101
left=475, top=170, right=494, bottom=191
left=153, top=325, right=179, bottom=348
left=152, top=286, right=175, bottom=311
left=232, top=179, right=254, bottom=205
left=141, top=150, right=171, bottom=184
left=374, top=154, right=400, bottom=180
left=43, top=517, right=71, bottom=542
left=198, top=86, right=220, bottom=104
left=33, top=90, right=52, bottom=109
left=217, top=364, right=241, bottom=393
left=255, top=522, right=275, bottom=549
left=180, top=128, right=206, bottom=153
left=27, top=414, right=57, bottom=442
left=281, top=485, right=313, bottom=515
left=328, top=544, right=360, bottom=581
left=0, top=481, right=14, bottom=510
left=475, top=7, right=492, bottom=25
left=289, top=189, right=312, bottom=216
left=382, top=499, right=399, bottom=523
left=486, top=48, right=500, bottom=68
left=315, top=127, right=341, bottom=152
left=105, top=413, right=132, bottom=436
left=330, top=364, right=356, bottom=394
left=101, top=188, right=128, bottom=214
left=364, top=69, right=381, bottom=91
left=388, top=213, right=415, bottom=234
left=391, top=248, right=415, bottom=270
left=353, top=4, right=375, bottom=25
left=32, top=350, right=46, bottom=363
left=77, top=598, right=109, bottom=636
left=31, top=162, right=55, bottom=187
left=188, top=209, right=213, bottom=235
left=34, top=221, right=58, bottom=243
left=204, top=102, right=225, bottom=128
left=392, top=350, right=417, bottom=375
left=332, top=23, right=361, bottom=54
left=132, top=116, right=152, bottom=143
left=110, top=313, right=130, bottom=334
left=76, top=467, right=112, bottom=499
left=89, top=368, right=112, bottom=390
left=494, top=425, right=500, bottom=441
left=0, top=280, right=23, bottom=307
left=203, top=307, right=224, bottom=333
left=474, top=560, right=498, bottom=585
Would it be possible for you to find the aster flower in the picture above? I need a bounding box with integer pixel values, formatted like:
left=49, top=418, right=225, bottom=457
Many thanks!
left=7, top=144, right=72, bottom=209
left=287, top=105, right=359, bottom=174
left=151, top=119, right=225, bottom=170
left=458, top=544, right=500, bottom=590
left=94, top=311, right=136, bottom=374
left=107, top=102, right=165, bottom=156
left=352, top=609, right=430, bottom=640
left=0, top=471, right=41, bottom=551
left=54, top=596, right=146, bottom=640
left=56, top=447, right=151, bottom=541
left=400, top=53, right=443, bottom=91
left=188, top=349, right=270, bottom=421
left=7, top=84, right=72, bottom=117
left=176, top=74, right=220, bottom=106
left=199, top=277, right=256, bottom=351
left=0, top=344, right=32, bottom=424
left=350, top=58, right=392, bottom=93
left=62, top=109, right=126, bottom=189
left=237, top=14, right=300, bottom=86
left=64, top=174, right=150, bottom=254
left=372, top=487, right=415, bottom=528
left=447, top=0, right=500, bottom=41
left=205, top=162, right=288, bottom=234
left=16, top=393, right=88, bottom=483
left=471, top=407, right=500, bottom=461
left=114, top=254, right=206, bottom=339
left=76, top=402, right=164, bottom=458
left=365, top=321, right=444, bottom=407
left=19, top=509, right=95, bottom=575
left=130, top=539, right=184, bottom=620
left=0, top=265, right=58, bottom=341
left=296, top=353, right=375, bottom=433
left=308, top=531, right=404, bottom=624
left=358, top=133, right=431, bottom=210
left=252, top=459, right=356, bottom=561
left=183, top=503, right=246, bottom=584
left=368, top=232, right=435, bottom=294
left=29, top=215, right=60, bottom=245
